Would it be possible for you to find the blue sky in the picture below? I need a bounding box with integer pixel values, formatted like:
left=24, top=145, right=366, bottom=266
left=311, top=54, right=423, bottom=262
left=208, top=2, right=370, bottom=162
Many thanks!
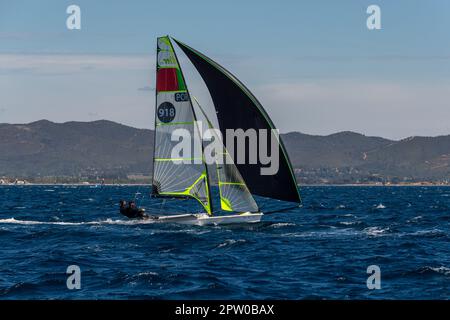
left=1, top=0, right=449, bottom=139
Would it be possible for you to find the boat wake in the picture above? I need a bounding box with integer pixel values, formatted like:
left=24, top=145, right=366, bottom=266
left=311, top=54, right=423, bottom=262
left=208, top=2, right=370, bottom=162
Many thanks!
left=0, top=218, right=156, bottom=226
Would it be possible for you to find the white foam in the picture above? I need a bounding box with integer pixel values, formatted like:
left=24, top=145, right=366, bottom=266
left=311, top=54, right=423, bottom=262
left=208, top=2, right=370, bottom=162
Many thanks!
left=339, top=221, right=358, bottom=226
left=135, top=271, right=159, bottom=277
left=407, top=216, right=423, bottom=223
left=0, top=218, right=156, bottom=226
left=269, top=222, right=295, bottom=228
left=428, top=266, right=450, bottom=275
left=281, top=228, right=360, bottom=239
left=216, top=239, right=246, bottom=248
left=364, top=226, right=389, bottom=236
left=407, top=229, right=445, bottom=237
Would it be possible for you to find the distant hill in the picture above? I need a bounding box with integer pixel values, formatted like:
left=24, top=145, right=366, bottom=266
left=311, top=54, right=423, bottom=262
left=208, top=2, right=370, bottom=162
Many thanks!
left=0, top=120, right=153, bottom=178
left=0, top=120, right=449, bottom=184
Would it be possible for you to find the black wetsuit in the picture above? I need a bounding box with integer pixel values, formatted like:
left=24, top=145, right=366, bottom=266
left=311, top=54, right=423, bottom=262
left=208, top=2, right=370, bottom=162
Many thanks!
left=120, top=204, right=148, bottom=219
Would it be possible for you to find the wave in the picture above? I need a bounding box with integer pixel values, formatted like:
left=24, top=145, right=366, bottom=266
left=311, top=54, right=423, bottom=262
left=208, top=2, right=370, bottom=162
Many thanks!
left=406, top=215, right=423, bottom=223
left=216, top=239, right=247, bottom=248
left=419, top=266, right=450, bottom=276
left=363, top=226, right=390, bottom=236
left=375, top=203, right=386, bottom=209
left=0, top=218, right=156, bottom=226
left=405, top=229, right=447, bottom=238
left=339, top=221, right=361, bottom=226
left=281, top=228, right=360, bottom=239
left=268, top=222, right=296, bottom=229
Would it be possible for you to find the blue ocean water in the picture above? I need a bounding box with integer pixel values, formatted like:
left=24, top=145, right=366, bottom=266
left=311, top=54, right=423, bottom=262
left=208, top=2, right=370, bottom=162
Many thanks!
left=0, top=185, right=449, bottom=299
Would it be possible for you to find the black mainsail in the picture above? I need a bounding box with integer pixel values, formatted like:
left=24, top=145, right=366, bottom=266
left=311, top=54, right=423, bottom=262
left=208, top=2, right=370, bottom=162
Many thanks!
left=173, top=39, right=301, bottom=204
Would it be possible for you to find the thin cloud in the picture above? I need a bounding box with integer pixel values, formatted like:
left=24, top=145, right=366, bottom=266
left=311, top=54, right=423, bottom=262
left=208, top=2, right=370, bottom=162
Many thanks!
left=254, top=81, right=450, bottom=139
left=0, top=54, right=155, bottom=76
left=291, top=55, right=450, bottom=62
left=137, top=86, right=155, bottom=92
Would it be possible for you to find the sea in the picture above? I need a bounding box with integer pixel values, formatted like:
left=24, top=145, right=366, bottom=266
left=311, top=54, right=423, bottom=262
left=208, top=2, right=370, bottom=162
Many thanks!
left=0, top=185, right=449, bottom=299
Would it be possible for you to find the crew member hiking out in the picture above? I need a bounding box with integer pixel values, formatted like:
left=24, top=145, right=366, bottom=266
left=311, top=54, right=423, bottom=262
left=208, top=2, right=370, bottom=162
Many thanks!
left=119, top=200, right=149, bottom=219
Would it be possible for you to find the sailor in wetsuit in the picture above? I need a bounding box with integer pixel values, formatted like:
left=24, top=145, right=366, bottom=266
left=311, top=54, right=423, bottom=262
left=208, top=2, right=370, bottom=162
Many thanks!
left=119, top=200, right=149, bottom=219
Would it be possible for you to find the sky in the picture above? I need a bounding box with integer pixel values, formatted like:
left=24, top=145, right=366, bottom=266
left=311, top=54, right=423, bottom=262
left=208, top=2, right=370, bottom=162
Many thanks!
left=1, top=0, right=449, bottom=139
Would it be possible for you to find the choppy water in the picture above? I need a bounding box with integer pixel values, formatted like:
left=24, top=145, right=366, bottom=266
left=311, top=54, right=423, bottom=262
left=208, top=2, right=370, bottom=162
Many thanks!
left=0, top=185, right=449, bottom=299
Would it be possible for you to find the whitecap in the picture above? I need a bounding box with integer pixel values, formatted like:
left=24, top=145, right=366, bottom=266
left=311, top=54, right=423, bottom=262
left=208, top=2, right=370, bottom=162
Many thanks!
left=339, top=221, right=359, bottom=226
left=421, top=266, right=450, bottom=276
left=216, top=239, right=246, bottom=248
left=364, top=226, right=389, bottom=236
left=281, top=228, right=360, bottom=239
left=375, top=203, right=386, bottom=209
left=269, top=222, right=295, bottom=228
left=407, top=229, right=446, bottom=237
left=406, top=216, right=422, bottom=223
left=135, top=272, right=159, bottom=277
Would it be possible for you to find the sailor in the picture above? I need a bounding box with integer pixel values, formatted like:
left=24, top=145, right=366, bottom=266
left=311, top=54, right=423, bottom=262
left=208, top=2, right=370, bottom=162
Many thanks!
left=119, top=200, right=149, bottom=219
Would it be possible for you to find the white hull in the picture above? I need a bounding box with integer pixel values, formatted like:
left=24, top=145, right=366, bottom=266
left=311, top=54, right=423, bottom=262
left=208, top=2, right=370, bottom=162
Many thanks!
left=153, top=212, right=263, bottom=226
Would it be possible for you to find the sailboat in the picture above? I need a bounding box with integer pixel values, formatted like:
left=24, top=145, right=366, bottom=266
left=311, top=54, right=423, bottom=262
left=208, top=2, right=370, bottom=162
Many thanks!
left=147, top=36, right=301, bottom=225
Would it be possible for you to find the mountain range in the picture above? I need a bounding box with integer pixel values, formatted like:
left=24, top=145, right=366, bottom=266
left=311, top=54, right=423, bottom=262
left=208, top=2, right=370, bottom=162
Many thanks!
left=1, top=120, right=449, bottom=184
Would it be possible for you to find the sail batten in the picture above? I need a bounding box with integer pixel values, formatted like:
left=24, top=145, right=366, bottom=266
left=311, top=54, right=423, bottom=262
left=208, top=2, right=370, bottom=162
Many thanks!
left=173, top=38, right=301, bottom=204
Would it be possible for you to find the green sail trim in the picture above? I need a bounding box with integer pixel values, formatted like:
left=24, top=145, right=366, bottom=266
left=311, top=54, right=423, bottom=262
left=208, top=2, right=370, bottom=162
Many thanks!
left=159, top=172, right=212, bottom=214
left=220, top=197, right=233, bottom=211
